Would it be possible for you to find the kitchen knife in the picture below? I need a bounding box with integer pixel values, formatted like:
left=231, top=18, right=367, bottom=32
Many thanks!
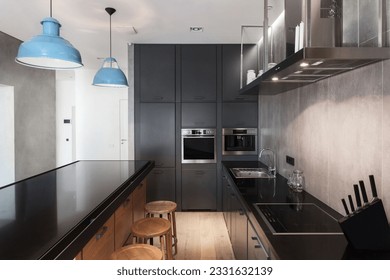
left=348, top=195, right=355, bottom=212
left=353, top=184, right=362, bottom=208
left=358, top=180, right=369, bottom=205
left=369, top=175, right=378, bottom=200
left=341, top=198, right=350, bottom=216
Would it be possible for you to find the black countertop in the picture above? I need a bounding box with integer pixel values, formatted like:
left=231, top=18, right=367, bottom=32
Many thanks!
left=0, top=160, right=154, bottom=260
left=222, top=161, right=390, bottom=260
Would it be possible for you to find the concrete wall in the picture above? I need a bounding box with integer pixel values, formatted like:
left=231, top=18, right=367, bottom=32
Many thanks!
left=258, top=60, right=390, bottom=217
left=0, top=31, right=56, bottom=181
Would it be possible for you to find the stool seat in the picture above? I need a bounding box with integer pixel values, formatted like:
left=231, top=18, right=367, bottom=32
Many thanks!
left=110, top=244, right=163, bottom=260
left=145, top=200, right=177, bottom=214
left=145, top=200, right=178, bottom=256
left=131, top=217, right=173, bottom=260
left=131, top=217, right=171, bottom=238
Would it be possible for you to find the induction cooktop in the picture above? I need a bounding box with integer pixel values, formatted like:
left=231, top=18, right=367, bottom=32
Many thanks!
left=254, top=203, right=343, bottom=235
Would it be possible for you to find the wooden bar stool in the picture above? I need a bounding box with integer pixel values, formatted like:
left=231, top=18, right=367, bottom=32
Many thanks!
left=131, top=217, right=173, bottom=260
left=110, top=244, right=163, bottom=260
left=145, top=200, right=178, bottom=255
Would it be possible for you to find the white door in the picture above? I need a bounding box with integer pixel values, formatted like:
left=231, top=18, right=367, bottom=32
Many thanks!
left=0, top=85, right=15, bottom=187
left=119, top=99, right=129, bottom=160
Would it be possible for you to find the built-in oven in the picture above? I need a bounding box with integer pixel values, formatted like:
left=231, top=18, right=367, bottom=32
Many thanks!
left=181, top=128, right=216, bottom=163
left=222, top=128, right=257, bottom=155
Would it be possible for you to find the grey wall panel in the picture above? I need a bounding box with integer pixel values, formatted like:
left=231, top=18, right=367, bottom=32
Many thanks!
left=0, top=31, right=56, bottom=181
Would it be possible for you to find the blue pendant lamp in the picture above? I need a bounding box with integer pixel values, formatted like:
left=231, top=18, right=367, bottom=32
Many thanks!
left=15, top=0, right=83, bottom=70
left=93, top=7, right=128, bottom=88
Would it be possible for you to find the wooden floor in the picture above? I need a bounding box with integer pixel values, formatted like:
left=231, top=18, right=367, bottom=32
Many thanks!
left=174, top=211, right=235, bottom=260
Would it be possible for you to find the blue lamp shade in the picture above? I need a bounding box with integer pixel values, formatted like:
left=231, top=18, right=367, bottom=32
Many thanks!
left=15, top=17, right=83, bottom=70
left=92, top=57, right=128, bottom=88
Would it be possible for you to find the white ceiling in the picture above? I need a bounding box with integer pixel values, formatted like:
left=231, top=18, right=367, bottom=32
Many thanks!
left=0, top=0, right=284, bottom=69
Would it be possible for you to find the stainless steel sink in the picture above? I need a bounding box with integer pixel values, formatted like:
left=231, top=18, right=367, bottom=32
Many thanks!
left=230, top=168, right=275, bottom=179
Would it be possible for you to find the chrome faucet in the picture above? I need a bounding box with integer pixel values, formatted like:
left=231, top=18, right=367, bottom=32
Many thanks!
left=259, top=148, right=276, bottom=178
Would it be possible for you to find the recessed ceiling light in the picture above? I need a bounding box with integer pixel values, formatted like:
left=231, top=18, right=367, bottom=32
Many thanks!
left=190, top=27, right=204, bottom=32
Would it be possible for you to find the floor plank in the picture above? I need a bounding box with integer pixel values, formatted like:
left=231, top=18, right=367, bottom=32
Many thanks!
left=174, top=212, right=235, bottom=260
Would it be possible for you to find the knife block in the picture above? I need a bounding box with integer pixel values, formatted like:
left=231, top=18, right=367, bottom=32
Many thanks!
left=338, top=199, right=390, bottom=251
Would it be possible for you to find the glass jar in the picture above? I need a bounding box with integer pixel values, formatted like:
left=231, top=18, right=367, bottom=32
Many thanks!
left=291, top=170, right=305, bottom=192
left=246, top=70, right=256, bottom=84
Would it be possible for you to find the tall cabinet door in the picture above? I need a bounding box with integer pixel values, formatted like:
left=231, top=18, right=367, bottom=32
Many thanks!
left=181, top=45, right=217, bottom=102
left=138, top=44, right=176, bottom=102
left=138, top=103, right=175, bottom=168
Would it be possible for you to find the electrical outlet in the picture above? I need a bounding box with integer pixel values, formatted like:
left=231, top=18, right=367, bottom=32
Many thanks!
left=286, top=155, right=295, bottom=166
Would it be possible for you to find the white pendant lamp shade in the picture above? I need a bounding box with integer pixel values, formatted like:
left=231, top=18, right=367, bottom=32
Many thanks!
left=16, top=17, right=83, bottom=70
left=93, top=7, right=128, bottom=88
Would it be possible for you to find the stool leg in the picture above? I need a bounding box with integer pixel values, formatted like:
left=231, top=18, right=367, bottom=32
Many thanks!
left=167, top=212, right=178, bottom=255
left=165, top=231, right=173, bottom=260
left=159, top=235, right=166, bottom=260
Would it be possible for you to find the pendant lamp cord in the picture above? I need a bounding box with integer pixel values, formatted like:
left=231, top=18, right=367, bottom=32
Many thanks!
left=109, top=13, right=112, bottom=59
left=50, top=0, right=52, bottom=17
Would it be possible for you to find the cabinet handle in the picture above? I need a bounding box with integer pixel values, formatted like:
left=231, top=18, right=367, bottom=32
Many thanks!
left=194, top=96, right=205, bottom=100
left=95, top=226, right=108, bottom=240
left=252, top=236, right=270, bottom=259
left=123, top=198, right=131, bottom=207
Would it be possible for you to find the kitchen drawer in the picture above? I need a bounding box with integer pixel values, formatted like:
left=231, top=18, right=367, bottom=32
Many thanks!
left=146, top=168, right=176, bottom=202
left=114, top=194, right=133, bottom=250
left=82, top=214, right=115, bottom=260
left=182, top=165, right=217, bottom=210
left=247, top=220, right=269, bottom=260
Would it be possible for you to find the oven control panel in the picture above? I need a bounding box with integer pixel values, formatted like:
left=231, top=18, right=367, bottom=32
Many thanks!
left=182, top=129, right=215, bottom=136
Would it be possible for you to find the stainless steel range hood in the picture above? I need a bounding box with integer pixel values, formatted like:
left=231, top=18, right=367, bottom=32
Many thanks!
left=239, top=47, right=390, bottom=96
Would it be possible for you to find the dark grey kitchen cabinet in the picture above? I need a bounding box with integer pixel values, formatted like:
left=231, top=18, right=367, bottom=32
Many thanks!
left=138, top=44, right=176, bottom=102
left=222, top=173, right=231, bottom=227
left=222, top=44, right=258, bottom=102
left=181, top=45, right=217, bottom=102
left=182, top=164, right=217, bottom=210
left=138, top=103, right=175, bottom=168
left=230, top=190, right=248, bottom=260
left=146, top=168, right=175, bottom=202
left=181, top=102, right=216, bottom=128
left=222, top=167, right=248, bottom=260
left=222, top=102, right=258, bottom=128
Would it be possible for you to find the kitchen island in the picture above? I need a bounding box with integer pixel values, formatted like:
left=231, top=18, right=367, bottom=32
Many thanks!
left=222, top=161, right=390, bottom=260
left=0, top=160, right=154, bottom=260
